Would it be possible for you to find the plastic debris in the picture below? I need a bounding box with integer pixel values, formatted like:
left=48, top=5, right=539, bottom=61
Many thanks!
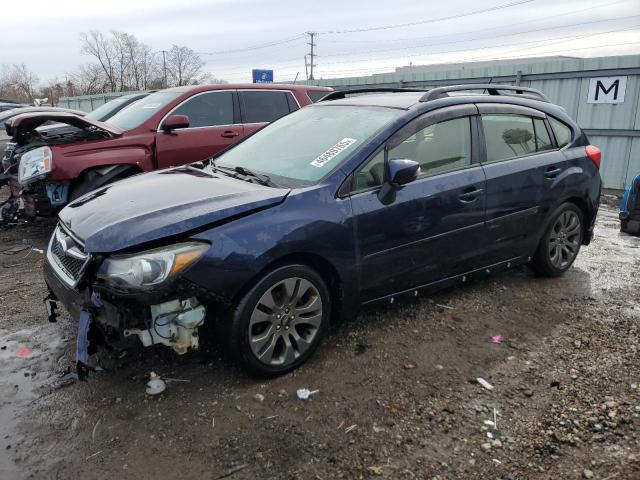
left=146, top=372, right=167, bottom=395
left=491, top=334, right=503, bottom=344
left=296, top=388, right=319, bottom=400
left=436, top=303, right=454, bottom=310
left=476, top=377, right=494, bottom=391
left=15, top=346, right=33, bottom=357
left=254, top=393, right=265, bottom=402
left=344, top=424, right=358, bottom=434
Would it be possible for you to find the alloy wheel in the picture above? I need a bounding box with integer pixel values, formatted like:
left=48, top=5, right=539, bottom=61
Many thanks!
left=248, top=277, right=323, bottom=367
left=548, top=210, right=581, bottom=269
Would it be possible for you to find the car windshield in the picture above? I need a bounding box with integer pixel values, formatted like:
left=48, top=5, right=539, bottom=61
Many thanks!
left=86, top=97, right=132, bottom=121
left=105, top=91, right=181, bottom=130
left=215, top=105, right=400, bottom=186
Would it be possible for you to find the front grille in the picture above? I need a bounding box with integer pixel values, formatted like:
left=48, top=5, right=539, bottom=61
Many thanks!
left=47, top=224, right=91, bottom=287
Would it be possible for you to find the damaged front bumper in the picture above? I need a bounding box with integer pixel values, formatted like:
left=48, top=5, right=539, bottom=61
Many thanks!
left=43, top=231, right=211, bottom=376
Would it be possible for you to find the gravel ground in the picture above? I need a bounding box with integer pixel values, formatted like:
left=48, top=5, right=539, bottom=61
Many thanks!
left=0, top=204, right=638, bottom=480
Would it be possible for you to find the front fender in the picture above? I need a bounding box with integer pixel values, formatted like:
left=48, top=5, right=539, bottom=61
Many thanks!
left=184, top=187, right=358, bottom=308
left=50, top=145, right=154, bottom=182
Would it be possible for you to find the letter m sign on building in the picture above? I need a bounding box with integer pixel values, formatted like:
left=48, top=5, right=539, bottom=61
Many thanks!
left=587, top=76, right=627, bottom=104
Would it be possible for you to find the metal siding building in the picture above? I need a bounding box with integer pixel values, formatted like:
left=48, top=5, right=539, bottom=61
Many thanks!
left=305, top=54, right=640, bottom=190
left=59, top=90, right=145, bottom=113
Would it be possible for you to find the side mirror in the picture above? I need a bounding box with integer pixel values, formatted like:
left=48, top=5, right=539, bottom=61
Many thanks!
left=162, top=114, right=189, bottom=132
left=388, top=158, right=420, bottom=186
left=378, top=158, right=420, bottom=205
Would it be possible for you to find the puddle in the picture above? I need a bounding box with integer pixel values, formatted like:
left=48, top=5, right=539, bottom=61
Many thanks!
left=0, top=325, right=68, bottom=479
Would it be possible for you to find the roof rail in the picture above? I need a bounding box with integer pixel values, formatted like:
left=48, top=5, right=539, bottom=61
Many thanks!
left=420, top=84, right=550, bottom=103
left=319, top=87, right=427, bottom=102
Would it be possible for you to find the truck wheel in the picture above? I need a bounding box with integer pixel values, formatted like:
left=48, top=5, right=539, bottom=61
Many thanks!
left=226, top=264, right=330, bottom=377
left=531, top=202, right=583, bottom=277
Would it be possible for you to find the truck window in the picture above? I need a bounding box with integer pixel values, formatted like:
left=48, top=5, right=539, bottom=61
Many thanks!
left=239, top=91, right=291, bottom=123
left=172, top=91, right=234, bottom=128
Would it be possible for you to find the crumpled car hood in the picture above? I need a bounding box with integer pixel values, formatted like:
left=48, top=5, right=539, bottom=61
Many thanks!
left=58, top=167, right=290, bottom=252
left=5, top=112, right=122, bottom=138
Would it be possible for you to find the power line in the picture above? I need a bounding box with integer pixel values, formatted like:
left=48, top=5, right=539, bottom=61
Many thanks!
left=197, top=34, right=305, bottom=56
left=319, top=0, right=536, bottom=34
left=319, top=0, right=633, bottom=44
left=316, top=40, right=640, bottom=76
left=318, top=16, right=640, bottom=62
left=316, top=29, right=640, bottom=74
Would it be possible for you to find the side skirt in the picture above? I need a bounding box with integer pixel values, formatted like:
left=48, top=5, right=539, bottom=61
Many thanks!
left=361, top=256, right=526, bottom=306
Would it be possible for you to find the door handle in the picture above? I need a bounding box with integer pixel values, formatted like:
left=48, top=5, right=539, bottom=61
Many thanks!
left=458, top=187, right=483, bottom=203
left=544, top=166, right=561, bottom=179
left=221, top=130, right=240, bottom=138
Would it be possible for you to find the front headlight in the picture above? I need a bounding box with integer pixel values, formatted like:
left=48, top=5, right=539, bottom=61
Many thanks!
left=18, top=146, right=52, bottom=185
left=96, top=242, right=209, bottom=290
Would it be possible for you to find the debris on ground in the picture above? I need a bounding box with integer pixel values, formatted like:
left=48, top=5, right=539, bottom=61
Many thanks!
left=296, top=388, right=319, bottom=400
left=476, top=377, right=495, bottom=391
left=145, top=372, right=167, bottom=395
left=491, top=334, right=503, bottom=344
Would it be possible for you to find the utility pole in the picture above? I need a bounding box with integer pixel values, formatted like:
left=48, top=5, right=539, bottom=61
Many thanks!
left=162, top=50, right=168, bottom=88
left=306, top=32, right=317, bottom=80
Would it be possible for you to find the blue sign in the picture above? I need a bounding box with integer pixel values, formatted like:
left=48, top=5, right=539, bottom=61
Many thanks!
left=252, top=69, right=274, bottom=83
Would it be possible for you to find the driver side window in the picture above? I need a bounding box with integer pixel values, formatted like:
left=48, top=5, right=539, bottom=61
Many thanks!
left=352, top=116, right=472, bottom=192
left=391, top=116, right=471, bottom=176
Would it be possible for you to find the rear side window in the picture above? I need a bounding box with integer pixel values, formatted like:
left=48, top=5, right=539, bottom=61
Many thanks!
left=549, top=117, right=573, bottom=148
left=172, top=91, right=234, bottom=128
left=533, top=118, right=553, bottom=151
left=239, top=91, right=292, bottom=123
left=482, top=114, right=536, bottom=162
left=307, top=90, right=329, bottom=102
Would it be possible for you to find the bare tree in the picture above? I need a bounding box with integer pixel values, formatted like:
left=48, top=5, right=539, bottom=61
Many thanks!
left=0, top=64, right=39, bottom=103
left=80, top=31, right=117, bottom=91
left=165, top=45, right=205, bottom=86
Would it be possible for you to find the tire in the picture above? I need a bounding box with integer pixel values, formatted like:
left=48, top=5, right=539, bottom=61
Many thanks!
left=531, top=202, right=584, bottom=277
left=225, top=264, right=331, bottom=377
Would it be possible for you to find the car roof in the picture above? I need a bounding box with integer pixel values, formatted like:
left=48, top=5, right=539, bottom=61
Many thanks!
left=319, top=89, right=566, bottom=117
left=163, top=83, right=333, bottom=95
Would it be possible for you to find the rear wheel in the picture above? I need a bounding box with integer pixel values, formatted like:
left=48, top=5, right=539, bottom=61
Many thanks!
left=226, top=265, right=330, bottom=377
left=531, top=203, right=583, bottom=277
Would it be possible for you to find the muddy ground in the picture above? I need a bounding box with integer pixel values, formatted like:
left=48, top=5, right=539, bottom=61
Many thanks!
left=0, top=202, right=638, bottom=480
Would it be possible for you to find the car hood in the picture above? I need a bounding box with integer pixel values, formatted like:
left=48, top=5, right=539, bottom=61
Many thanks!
left=58, top=166, right=290, bottom=253
left=5, top=112, right=122, bottom=138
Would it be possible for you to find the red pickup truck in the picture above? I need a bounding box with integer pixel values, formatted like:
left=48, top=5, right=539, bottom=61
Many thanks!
left=3, top=84, right=331, bottom=217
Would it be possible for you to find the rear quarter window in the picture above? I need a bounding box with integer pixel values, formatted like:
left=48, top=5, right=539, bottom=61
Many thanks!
left=307, top=90, right=330, bottom=102
left=549, top=117, right=573, bottom=148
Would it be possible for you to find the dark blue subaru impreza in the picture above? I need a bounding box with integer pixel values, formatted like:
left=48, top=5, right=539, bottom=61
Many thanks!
left=44, top=85, right=601, bottom=377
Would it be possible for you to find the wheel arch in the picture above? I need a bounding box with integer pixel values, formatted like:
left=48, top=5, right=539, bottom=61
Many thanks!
left=69, top=163, right=144, bottom=201
left=232, top=252, right=350, bottom=324
left=563, top=196, right=591, bottom=245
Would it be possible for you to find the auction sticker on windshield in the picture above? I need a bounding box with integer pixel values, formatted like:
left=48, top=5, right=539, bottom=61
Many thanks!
left=311, top=138, right=357, bottom=168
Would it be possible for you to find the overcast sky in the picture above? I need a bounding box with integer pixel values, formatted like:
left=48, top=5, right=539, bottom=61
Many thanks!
left=1, top=0, right=639, bottom=83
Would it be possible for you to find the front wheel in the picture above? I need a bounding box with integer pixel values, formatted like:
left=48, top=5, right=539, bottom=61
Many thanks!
left=531, top=203, right=583, bottom=277
left=226, top=265, right=331, bottom=377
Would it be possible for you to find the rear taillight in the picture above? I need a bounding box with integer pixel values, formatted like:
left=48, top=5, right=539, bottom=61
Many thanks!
left=586, top=145, right=601, bottom=169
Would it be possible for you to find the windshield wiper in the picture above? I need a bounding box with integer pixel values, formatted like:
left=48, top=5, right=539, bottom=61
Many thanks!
left=233, top=166, right=278, bottom=187
left=209, top=160, right=278, bottom=187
